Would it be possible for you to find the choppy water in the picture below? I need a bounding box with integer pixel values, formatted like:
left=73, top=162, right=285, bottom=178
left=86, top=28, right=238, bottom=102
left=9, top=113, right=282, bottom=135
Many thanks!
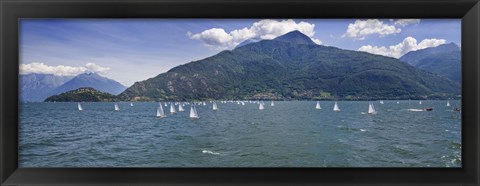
left=19, top=100, right=461, bottom=167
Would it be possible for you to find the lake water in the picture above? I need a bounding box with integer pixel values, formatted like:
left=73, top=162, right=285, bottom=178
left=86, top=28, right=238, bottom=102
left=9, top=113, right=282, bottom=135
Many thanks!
left=19, top=100, right=461, bottom=167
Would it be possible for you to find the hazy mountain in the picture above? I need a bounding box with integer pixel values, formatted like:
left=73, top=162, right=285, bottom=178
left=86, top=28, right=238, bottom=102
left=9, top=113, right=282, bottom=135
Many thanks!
left=399, top=42, right=461, bottom=83
left=50, top=72, right=126, bottom=97
left=45, top=87, right=118, bottom=102
left=20, top=73, right=74, bottom=102
left=119, top=31, right=460, bottom=101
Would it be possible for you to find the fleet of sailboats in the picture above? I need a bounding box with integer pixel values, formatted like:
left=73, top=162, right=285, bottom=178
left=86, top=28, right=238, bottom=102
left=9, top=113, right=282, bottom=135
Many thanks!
left=75, top=99, right=456, bottom=120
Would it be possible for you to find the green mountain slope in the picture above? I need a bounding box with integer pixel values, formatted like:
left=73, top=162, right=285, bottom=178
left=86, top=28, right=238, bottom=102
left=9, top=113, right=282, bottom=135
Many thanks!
left=119, top=31, right=460, bottom=101
left=399, top=43, right=461, bottom=83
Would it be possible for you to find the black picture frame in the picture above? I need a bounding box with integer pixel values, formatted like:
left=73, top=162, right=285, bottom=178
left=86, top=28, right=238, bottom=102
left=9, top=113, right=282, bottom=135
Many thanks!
left=1, top=0, right=479, bottom=185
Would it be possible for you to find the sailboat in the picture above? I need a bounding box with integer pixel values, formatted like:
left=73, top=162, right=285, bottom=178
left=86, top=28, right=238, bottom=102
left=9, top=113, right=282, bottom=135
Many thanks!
left=368, top=102, right=377, bottom=114
left=203, top=102, right=206, bottom=106
left=130, top=102, right=133, bottom=107
left=397, top=101, right=399, bottom=104
left=189, top=105, right=200, bottom=119
left=259, top=102, right=265, bottom=110
left=178, top=104, right=185, bottom=112
left=271, top=101, right=274, bottom=106
left=380, top=100, right=384, bottom=104
left=170, top=103, right=176, bottom=114
left=447, top=101, right=450, bottom=107
left=419, top=101, right=422, bottom=104
left=315, top=101, right=321, bottom=109
left=156, top=104, right=166, bottom=118
left=164, top=103, right=167, bottom=107
left=333, top=101, right=340, bottom=112
left=77, top=103, right=83, bottom=111
left=114, top=103, right=120, bottom=111
left=213, top=102, right=218, bottom=111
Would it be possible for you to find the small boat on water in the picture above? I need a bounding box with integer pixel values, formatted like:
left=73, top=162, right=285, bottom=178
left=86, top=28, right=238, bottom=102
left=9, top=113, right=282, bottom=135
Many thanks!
left=446, top=101, right=450, bottom=107
left=380, top=100, right=384, bottom=104
left=419, top=101, right=422, bottom=104
left=157, top=104, right=166, bottom=118
left=271, top=101, right=274, bottom=106
left=170, top=103, right=176, bottom=114
left=452, top=108, right=461, bottom=112
left=423, top=108, right=433, bottom=111
left=78, top=103, right=83, bottom=111
left=178, top=104, right=185, bottom=112
left=213, top=102, right=218, bottom=111
left=368, top=102, right=377, bottom=114
left=130, top=102, right=133, bottom=107
left=333, top=102, right=340, bottom=112
left=189, top=105, right=200, bottom=119
left=259, top=102, right=265, bottom=110
left=315, top=101, right=321, bottom=109
left=114, top=103, right=120, bottom=111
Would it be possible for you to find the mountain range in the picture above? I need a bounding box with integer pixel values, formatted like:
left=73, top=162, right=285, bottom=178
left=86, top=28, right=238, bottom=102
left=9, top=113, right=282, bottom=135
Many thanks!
left=21, top=72, right=126, bottom=102
left=119, top=31, right=460, bottom=101
left=399, top=42, right=461, bottom=83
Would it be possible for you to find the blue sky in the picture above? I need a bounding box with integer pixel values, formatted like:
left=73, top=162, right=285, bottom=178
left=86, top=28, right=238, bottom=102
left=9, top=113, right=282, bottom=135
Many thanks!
left=20, top=19, right=461, bottom=86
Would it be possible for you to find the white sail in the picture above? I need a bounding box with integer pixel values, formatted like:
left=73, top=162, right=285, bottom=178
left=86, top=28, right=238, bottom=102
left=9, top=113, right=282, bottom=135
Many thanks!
left=259, top=102, right=265, bottom=110
left=157, top=104, right=166, bottom=118
left=316, top=101, right=321, bottom=109
left=189, top=105, right=199, bottom=119
left=203, top=102, right=206, bottom=106
left=78, top=103, right=83, bottom=111
left=213, top=102, right=218, bottom=111
left=380, top=100, right=384, bottom=104
left=114, top=103, right=120, bottom=111
left=164, top=103, right=167, bottom=107
left=397, top=101, right=399, bottom=104
left=446, top=101, right=450, bottom=107
left=271, top=101, right=274, bottom=106
left=368, top=103, right=377, bottom=114
left=178, top=104, right=185, bottom=112
left=170, top=103, right=176, bottom=114
left=419, top=101, right=422, bottom=104
left=333, top=102, right=340, bottom=112
left=130, top=102, right=133, bottom=107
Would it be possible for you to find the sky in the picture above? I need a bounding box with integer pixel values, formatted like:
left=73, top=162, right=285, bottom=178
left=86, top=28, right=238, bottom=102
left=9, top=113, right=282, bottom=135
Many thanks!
left=19, top=19, right=461, bottom=86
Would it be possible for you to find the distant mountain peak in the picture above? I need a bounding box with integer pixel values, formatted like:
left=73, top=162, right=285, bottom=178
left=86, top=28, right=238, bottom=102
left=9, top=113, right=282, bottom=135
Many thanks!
left=272, top=30, right=316, bottom=45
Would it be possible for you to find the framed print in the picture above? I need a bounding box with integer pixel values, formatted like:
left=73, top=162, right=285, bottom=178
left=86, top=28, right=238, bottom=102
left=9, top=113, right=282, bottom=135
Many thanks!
left=1, top=0, right=479, bottom=185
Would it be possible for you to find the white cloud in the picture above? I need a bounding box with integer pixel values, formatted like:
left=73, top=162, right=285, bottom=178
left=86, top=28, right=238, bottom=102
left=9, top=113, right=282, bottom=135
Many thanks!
left=188, top=19, right=322, bottom=50
left=394, top=19, right=421, bottom=27
left=20, top=62, right=111, bottom=76
left=342, top=19, right=401, bottom=40
left=357, top=36, right=447, bottom=58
